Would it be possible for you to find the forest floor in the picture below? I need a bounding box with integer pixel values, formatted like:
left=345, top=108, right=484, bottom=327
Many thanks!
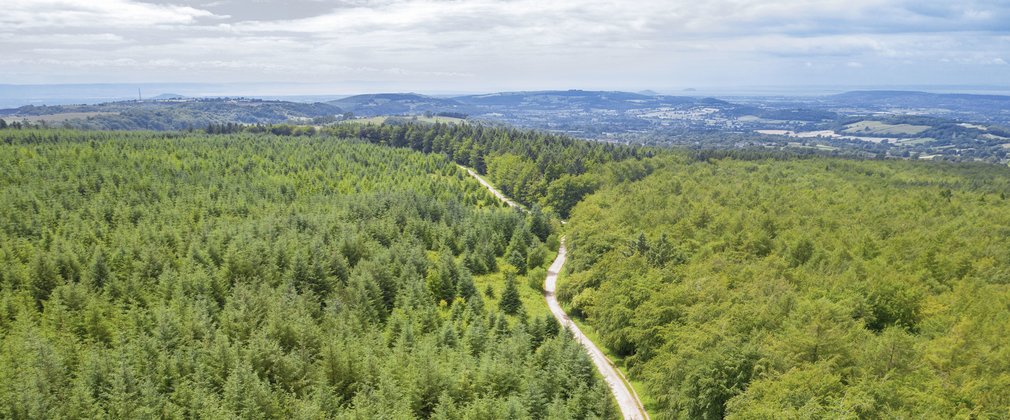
left=459, top=165, right=649, bottom=419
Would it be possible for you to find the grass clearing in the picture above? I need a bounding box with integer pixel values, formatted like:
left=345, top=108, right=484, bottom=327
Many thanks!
left=472, top=257, right=554, bottom=322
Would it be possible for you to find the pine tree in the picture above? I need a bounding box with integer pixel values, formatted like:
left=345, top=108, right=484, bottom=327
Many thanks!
left=499, top=271, right=523, bottom=315
left=505, top=225, right=530, bottom=275
left=426, top=252, right=458, bottom=304
left=507, top=247, right=527, bottom=275
left=30, top=254, right=60, bottom=306
left=89, top=249, right=110, bottom=288
left=456, top=268, right=478, bottom=301
left=527, top=205, right=551, bottom=242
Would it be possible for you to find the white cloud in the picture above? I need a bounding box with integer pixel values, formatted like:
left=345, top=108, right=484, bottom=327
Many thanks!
left=0, top=0, right=219, bottom=29
left=0, top=0, right=1008, bottom=88
left=0, top=33, right=127, bottom=45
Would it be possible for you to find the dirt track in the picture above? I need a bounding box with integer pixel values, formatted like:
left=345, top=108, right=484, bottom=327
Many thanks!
left=459, top=165, right=648, bottom=419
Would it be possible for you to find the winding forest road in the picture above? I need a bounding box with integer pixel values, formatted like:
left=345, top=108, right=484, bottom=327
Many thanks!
left=545, top=242, right=649, bottom=420
left=458, top=165, right=523, bottom=209
left=459, top=165, right=648, bottom=420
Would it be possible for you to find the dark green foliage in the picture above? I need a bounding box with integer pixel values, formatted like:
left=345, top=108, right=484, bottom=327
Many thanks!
left=544, top=174, right=601, bottom=218
left=527, top=205, right=552, bottom=242
left=0, top=129, right=614, bottom=419
left=507, top=248, right=527, bottom=276
left=505, top=225, right=531, bottom=275
left=789, top=238, right=815, bottom=267
left=324, top=121, right=652, bottom=213
left=427, top=252, right=460, bottom=304
left=499, top=272, right=523, bottom=315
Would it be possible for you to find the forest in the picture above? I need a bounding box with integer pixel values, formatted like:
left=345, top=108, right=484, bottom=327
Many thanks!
left=561, top=154, right=1010, bottom=418
left=4, top=121, right=1010, bottom=419
left=0, top=129, right=617, bottom=418
left=321, top=122, right=654, bottom=218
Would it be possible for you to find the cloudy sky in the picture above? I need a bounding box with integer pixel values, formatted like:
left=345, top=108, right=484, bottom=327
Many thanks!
left=2, top=0, right=1009, bottom=94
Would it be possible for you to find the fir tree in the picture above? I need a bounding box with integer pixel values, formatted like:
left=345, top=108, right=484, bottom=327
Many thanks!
left=499, top=271, right=523, bottom=315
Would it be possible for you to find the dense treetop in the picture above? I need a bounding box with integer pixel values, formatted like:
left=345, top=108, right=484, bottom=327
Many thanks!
left=324, top=122, right=655, bottom=217
left=561, top=155, right=1010, bottom=418
left=0, top=129, right=615, bottom=419
left=5, top=121, right=1010, bottom=419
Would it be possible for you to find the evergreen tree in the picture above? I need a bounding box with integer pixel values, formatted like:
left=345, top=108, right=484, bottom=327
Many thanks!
left=527, top=205, right=551, bottom=242
left=456, top=268, right=478, bottom=301
left=499, top=271, right=523, bottom=315
left=507, top=247, right=527, bottom=275
left=89, top=249, right=110, bottom=288
left=0, top=127, right=627, bottom=419
left=505, top=226, right=530, bottom=274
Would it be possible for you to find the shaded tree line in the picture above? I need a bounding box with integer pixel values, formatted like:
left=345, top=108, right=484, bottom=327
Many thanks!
left=324, top=122, right=655, bottom=218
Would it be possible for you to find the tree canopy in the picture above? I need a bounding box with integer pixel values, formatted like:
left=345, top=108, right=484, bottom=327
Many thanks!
left=0, top=129, right=616, bottom=419
left=562, top=155, right=1010, bottom=418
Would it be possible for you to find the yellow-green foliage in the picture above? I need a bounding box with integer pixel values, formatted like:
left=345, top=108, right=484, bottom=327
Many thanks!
left=563, top=156, right=1010, bottom=419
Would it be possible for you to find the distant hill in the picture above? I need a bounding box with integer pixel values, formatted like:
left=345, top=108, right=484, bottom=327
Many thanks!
left=0, top=83, right=228, bottom=108
left=330, top=90, right=723, bottom=117
left=0, top=98, right=342, bottom=130
left=455, top=90, right=660, bottom=109
left=824, top=90, right=1010, bottom=126
left=151, top=93, right=187, bottom=100
left=831, top=90, right=1010, bottom=111
left=832, top=90, right=1010, bottom=102
left=453, top=90, right=718, bottom=111
left=329, top=93, right=463, bottom=115
left=323, top=89, right=835, bottom=135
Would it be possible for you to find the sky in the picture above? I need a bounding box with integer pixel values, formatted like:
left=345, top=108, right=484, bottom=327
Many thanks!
left=1, top=0, right=1009, bottom=94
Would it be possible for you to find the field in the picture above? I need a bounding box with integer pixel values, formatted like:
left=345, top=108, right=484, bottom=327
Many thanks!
left=3, top=112, right=119, bottom=123
left=843, top=120, right=931, bottom=135
left=897, top=137, right=937, bottom=145
left=757, top=129, right=907, bottom=144
left=473, top=256, right=555, bottom=320
left=346, top=115, right=467, bottom=125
